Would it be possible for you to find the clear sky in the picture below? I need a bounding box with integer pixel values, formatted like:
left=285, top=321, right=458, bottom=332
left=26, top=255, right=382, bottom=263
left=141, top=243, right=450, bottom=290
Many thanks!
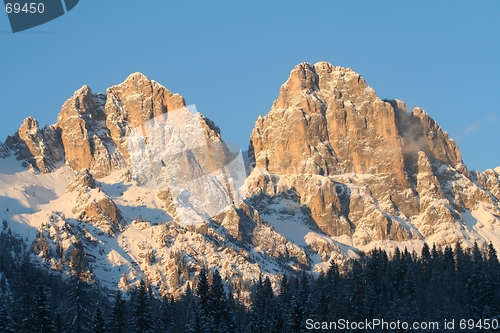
left=1, top=1, right=499, bottom=171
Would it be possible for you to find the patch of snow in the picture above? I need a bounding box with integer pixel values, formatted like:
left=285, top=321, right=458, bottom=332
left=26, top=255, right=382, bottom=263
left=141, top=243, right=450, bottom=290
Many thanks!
left=262, top=213, right=311, bottom=247
left=462, top=205, right=500, bottom=250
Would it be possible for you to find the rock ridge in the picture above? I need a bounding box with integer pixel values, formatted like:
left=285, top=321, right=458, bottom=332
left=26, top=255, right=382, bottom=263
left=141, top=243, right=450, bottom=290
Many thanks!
left=4, top=73, right=198, bottom=178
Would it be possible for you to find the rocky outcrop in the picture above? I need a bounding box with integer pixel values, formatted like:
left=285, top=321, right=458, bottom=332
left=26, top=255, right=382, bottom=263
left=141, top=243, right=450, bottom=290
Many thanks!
left=212, top=201, right=261, bottom=243
left=251, top=63, right=408, bottom=183
left=66, top=168, right=97, bottom=193
left=0, top=141, right=9, bottom=158
left=391, top=100, right=467, bottom=176
left=66, top=168, right=121, bottom=235
left=72, top=188, right=123, bottom=236
left=472, top=169, right=500, bottom=199
left=55, top=85, right=124, bottom=177
left=5, top=117, right=63, bottom=172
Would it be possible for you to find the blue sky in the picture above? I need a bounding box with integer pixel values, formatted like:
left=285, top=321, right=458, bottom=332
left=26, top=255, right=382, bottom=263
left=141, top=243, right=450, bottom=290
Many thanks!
left=1, top=1, right=499, bottom=171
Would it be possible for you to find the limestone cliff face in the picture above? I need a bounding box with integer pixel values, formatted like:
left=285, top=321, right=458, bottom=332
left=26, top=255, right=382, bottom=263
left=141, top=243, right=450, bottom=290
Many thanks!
left=251, top=62, right=407, bottom=182
left=55, top=86, right=116, bottom=177
left=391, top=99, right=466, bottom=175
left=53, top=74, right=187, bottom=177
left=103, top=73, right=185, bottom=161
left=248, top=62, right=500, bottom=246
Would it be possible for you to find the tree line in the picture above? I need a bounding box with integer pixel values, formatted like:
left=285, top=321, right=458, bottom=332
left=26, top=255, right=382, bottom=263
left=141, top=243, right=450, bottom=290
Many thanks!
left=2, top=219, right=500, bottom=332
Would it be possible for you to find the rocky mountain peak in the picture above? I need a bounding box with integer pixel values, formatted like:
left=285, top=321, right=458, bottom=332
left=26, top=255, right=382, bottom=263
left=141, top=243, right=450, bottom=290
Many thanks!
left=56, top=84, right=104, bottom=125
left=274, top=62, right=374, bottom=110
left=124, top=71, right=148, bottom=81
left=250, top=62, right=466, bottom=183
left=4, top=73, right=207, bottom=178
left=4, top=114, right=62, bottom=173
left=251, top=61, right=406, bottom=183
left=105, top=71, right=185, bottom=126
left=19, top=116, right=39, bottom=135
left=247, top=61, right=500, bottom=247
left=103, top=72, right=185, bottom=161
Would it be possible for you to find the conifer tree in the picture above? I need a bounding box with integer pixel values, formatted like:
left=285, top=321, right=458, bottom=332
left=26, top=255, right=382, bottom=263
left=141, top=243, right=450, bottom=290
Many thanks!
left=53, top=311, right=64, bottom=333
left=454, top=241, right=465, bottom=272
left=465, top=268, right=484, bottom=318
left=0, top=272, right=14, bottom=333
left=208, top=269, right=233, bottom=333
left=160, top=295, right=173, bottom=332
left=249, top=304, right=265, bottom=333
left=34, top=285, right=55, bottom=333
left=109, top=291, right=127, bottom=333
left=349, top=259, right=365, bottom=322
left=472, top=241, right=484, bottom=265
left=402, top=262, right=419, bottom=322
left=15, top=254, right=40, bottom=333
left=196, top=268, right=210, bottom=309
left=420, top=243, right=432, bottom=281
left=133, top=279, right=153, bottom=333
left=66, top=243, right=94, bottom=333
left=270, top=308, right=285, bottom=333
left=486, top=242, right=500, bottom=283
left=195, top=267, right=212, bottom=331
left=0, top=300, right=14, bottom=333
left=288, top=294, right=304, bottom=333
left=185, top=302, right=204, bottom=333
left=486, top=242, right=500, bottom=314
left=91, top=306, right=106, bottom=333
left=278, top=274, right=290, bottom=305
left=183, top=284, right=202, bottom=333
left=66, top=277, right=94, bottom=333
left=225, top=289, right=238, bottom=333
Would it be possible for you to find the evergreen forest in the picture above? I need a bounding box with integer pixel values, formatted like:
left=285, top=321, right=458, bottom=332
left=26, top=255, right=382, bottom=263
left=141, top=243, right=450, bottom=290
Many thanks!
left=1, top=221, right=500, bottom=332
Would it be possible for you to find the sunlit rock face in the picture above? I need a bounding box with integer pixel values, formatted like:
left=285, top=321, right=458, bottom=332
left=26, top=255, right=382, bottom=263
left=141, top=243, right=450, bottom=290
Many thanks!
left=5, top=116, right=63, bottom=173
left=248, top=62, right=500, bottom=247
left=53, top=73, right=188, bottom=177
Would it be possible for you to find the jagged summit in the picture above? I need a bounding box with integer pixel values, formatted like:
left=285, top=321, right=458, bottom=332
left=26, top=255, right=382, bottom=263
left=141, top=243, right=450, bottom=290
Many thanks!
left=124, top=71, right=149, bottom=81
left=252, top=62, right=463, bottom=179
left=4, top=72, right=189, bottom=177
left=74, top=84, right=91, bottom=94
